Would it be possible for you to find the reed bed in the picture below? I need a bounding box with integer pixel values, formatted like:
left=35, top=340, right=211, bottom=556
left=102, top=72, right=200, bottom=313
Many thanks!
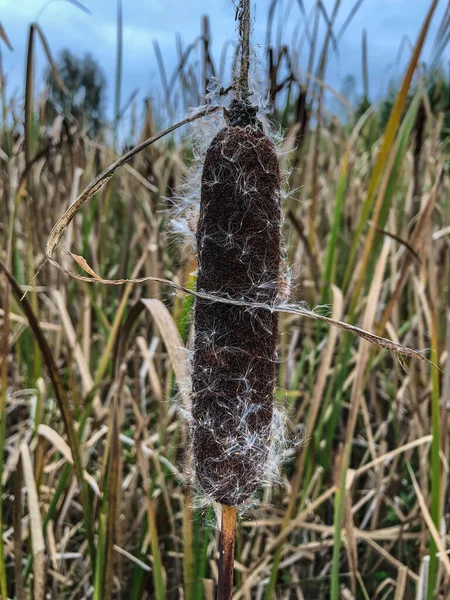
left=0, top=1, right=450, bottom=598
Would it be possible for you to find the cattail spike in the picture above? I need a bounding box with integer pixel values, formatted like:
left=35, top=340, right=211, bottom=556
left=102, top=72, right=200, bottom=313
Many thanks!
left=192, top=123, right=281, bottom=506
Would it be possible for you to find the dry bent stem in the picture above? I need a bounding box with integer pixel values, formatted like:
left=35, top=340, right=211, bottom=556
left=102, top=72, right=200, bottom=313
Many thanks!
left=218, top=505, right=237, bottom=600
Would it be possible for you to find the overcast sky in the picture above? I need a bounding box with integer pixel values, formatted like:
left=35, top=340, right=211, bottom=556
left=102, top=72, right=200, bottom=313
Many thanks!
left=1, top=0, right=449, bottom=122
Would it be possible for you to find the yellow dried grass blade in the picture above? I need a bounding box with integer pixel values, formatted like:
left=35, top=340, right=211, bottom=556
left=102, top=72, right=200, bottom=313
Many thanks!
left=21, top=443, right=45, bottom=600
left=342, top=0, right=439, bottom=294
left=141, top=298, right=190, bottom=406
left=407, top=463, right=450, bottom=581
left=0, top=23, right=13, bottom=50
left=331, top=239, right=391, bottom=599
left=24, top=22, right=67, bottom=166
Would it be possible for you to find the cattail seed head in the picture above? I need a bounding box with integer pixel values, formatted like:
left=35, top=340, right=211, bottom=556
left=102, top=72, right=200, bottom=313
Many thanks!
left=192, top=122, right=281, bottom=506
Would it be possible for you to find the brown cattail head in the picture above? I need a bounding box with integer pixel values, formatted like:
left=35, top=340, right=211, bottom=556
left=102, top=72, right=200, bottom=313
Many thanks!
left=192, top=122, right=281, bottom=506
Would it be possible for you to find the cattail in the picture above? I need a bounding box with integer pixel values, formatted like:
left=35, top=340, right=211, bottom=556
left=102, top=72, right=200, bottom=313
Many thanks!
left=191, top=3, right=282, bottom=596
left=192, top=117, right=281, bottom=506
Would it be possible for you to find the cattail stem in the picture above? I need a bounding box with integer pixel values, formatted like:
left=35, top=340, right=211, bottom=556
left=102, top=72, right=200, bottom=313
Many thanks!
left=217, top=505, right=237, bottom=600
left=236, top=0, right=251, bottom=99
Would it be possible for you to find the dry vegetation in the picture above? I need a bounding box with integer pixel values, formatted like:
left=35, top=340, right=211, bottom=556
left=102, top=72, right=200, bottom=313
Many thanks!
left=1, top=1, right=450, bottom=599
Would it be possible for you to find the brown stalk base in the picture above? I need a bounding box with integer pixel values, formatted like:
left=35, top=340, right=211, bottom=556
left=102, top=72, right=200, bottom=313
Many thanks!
left=217, top=505, right=237, bottom=600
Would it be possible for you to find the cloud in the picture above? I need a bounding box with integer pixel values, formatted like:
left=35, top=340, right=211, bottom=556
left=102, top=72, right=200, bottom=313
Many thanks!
left=0, top=0, right=448, bottom=120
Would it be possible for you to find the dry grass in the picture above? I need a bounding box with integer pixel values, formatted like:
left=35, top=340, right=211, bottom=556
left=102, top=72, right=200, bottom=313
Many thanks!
left=1, top=1, right=450, bottom=598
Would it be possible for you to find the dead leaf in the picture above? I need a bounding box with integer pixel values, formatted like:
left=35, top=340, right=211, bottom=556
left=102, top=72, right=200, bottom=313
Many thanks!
left=68, top=252, right=104, bottom=280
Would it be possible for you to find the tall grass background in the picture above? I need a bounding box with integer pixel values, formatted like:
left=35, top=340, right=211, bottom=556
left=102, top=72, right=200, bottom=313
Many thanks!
left=1, top=0, right=450, bottom=598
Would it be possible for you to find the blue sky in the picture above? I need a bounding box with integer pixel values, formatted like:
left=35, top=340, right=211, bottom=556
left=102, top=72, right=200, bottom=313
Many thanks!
left=0, top=0, right=448, bottom=122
